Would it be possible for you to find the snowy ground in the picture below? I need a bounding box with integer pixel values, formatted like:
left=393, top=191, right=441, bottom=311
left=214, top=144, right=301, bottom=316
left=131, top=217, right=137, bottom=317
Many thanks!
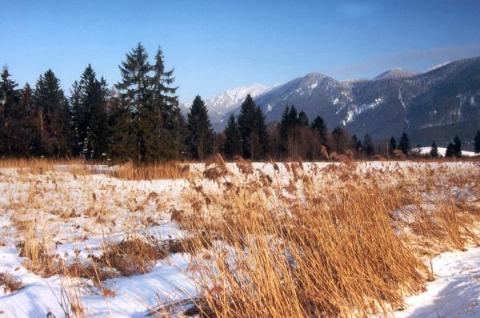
left=411, top=146, right=478, bottom=157
left=396, top=247, right=480, bottom=318
left=0, top=161, right=479, bottom=317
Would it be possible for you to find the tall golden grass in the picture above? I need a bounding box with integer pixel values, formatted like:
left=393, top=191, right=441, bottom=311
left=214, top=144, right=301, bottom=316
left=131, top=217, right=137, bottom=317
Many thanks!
left=179, top=161, right=480, bottom=317
left=2, top=158, right=479, bottom=317
left=110, top=161, right=191, bottom=180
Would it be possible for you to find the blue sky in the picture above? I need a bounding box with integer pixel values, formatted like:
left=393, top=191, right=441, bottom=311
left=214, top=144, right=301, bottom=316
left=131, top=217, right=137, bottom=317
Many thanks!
left=1, top=0, right=480, bottom=103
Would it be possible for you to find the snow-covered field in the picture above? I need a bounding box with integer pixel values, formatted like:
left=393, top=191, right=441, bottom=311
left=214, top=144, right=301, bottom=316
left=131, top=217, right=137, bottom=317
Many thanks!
left=0, top=160, right=479, bottom=317
left=412, top=146, right=478, bottom=157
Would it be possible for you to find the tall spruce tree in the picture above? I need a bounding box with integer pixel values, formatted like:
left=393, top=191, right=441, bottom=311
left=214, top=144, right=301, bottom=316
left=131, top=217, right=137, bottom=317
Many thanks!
left=112, top=43, right=185, bottom=162
left=363, top=134, right=375, bottom=156
left=9, top=83, right=34, bottom=155
left=453, top=135, right=462, bottom=157
left=107, top=90, right=136, bottom=161
left=430, top=141, right=439, bottom=158
left=475, top=131, right=480, bottom=153
left=350, top=134, right=362, bottom=152
left=238, top=94, right=267, bottom=159
left=332, top=126, right=349, bottom=154
left=71, top=65, right=109, bottom=159
left=152, top=47, right=186, bottom=160
left=32, top=70, right=72, bottom=157
left=280, top=105, right=297, bottom=158
left=114, top=43, right=152, bottom=161
left=311, top=115, right=327, bottom=145
left=0, top=67, right=20, bottom=155
left=445, top=142, right=455, bottom=157
left=223, top=114, right=242, bottom=159
left=399, top=132, right=410, bottom=155
left=389, top=137, right=397, bottom=155
left=297, top=110, right=309, bottom=127
left=187, top=95, right=213, bottom=160
left=253, top=105, right=268, bottom=159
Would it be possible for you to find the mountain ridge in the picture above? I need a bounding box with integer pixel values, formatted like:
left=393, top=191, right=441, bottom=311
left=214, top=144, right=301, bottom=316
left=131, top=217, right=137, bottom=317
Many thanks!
left=210, top=56, right=480, bottom=147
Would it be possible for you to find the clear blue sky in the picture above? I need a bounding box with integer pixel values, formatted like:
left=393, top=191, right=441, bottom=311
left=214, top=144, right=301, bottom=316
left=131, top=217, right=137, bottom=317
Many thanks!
left=1, top=0, right=480, bottom=104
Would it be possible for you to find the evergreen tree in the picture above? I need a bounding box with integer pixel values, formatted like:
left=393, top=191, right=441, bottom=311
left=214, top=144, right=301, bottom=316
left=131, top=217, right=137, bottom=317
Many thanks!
left=430, top=141, right=439, bottom=158
left=238, top=94, right=264, bottom=159
left=10, top=83, right=34, bottom=155
left=32, top=70, right=72, bottom=157
left=112, top=43, right=185, bottom=162
left=0, top=67, right=20, bottom=155
left=311, top=115, right=327, bottom=145
left=389, top=137, right=397, bottom=155
left=107, top=91, right=136, bottom=161
left=445, top=142, right=455, bottom=158
left=475, top=131, right=480, bottom=154
left=363, top=134, right=375, bottom=156
left=115, top=43, right=153, bottom=161
left=350, top=134, right=362, bottom=152
left=280, top=105, right=296, bottom=157
left=223, top=114, right=242, bottom=158
left=297, top=110, right=309, bottom=127
left=152, top=47, right=186, bottom=160
left=71, top=65, right=109, bottom=159
left=187, top=95, right=213, bottom=160
left=332, top=126, right=349, bottom=153
left=253, top=105, right=268, bottom=159
left=453, top=135, right=462, bottom=157
left=398, top=132, right=410, bottom=155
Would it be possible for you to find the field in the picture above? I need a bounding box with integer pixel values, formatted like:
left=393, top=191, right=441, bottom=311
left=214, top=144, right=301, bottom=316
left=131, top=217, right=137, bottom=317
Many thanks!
left=0, top=158, right=479, bottom=317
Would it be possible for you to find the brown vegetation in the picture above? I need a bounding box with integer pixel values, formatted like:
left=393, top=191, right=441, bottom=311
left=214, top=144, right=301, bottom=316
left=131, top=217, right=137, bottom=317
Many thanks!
left=110, top=161, right=191, bottom=180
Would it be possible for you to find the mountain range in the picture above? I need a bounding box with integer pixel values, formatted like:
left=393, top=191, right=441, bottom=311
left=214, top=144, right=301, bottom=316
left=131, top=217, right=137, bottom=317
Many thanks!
left=192, top=56, right=480, bottom=147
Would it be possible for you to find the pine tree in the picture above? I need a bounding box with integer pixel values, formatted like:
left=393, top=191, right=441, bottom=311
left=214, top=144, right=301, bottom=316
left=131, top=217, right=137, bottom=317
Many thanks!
left=280, top=105, right=296, bottom=158
left=445, top=142, right=455, bottom=157
left=32, top=70, right=72, bottom=157
left=475, top=131, right=480, bottom=154
left=297, top=111, right=309, bottom=127
left=389, top=137, right=397, bottom=155
left=9, top=83, right=34, bottom=155
left=0, top=67, right=20, bottom=155
left=332, top=126, right=349, bottom=154
left=363, top=134, right=375, bottom=156
left=453, top=135, right=462, bottom=157
left=430, top=141, right=439, bottom=158
left=107, top=91, right=136, bottom=161
left=115, top=43, right=152, bottom=161
left=112, top=44, right=185, bottom=162
left=223, top=114, right=242, bottom=158
left=71, top=65, right=109, bottom=159
left=311, top=115, right=327, bottom=145
left=238, top=95, right=259, bottom=159
left=398, top=132, right=410, bottom=155
left=152, top=47, right=186, bottom=160
left=187, top=95, right=213, bottom=160
left=253, top=105, right=268, bottom=159
left=350, top=134, right=362, bottom=152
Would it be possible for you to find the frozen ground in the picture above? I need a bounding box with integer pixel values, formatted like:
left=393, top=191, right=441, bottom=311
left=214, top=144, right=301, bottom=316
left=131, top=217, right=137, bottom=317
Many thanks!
left=396, top=247, right=480, bottom=318
left=0, top=161, right=479, bottom=317
left=412, top=146, right=478, bottom=157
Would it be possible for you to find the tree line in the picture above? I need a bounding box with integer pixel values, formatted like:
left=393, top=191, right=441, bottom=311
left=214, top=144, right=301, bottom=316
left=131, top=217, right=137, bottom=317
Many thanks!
left=1, top=43, right=480, bottom=162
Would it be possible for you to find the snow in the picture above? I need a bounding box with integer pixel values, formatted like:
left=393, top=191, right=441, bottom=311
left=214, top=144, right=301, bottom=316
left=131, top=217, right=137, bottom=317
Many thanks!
left=412, top=147, right=478, bottom=157
left=206, top=84, right=270, bottom=117
left=395, top=247, right=480, bottom=318
left=1, top=162, right=480, bottom=317
left=341, top=97, right=384, bottom=125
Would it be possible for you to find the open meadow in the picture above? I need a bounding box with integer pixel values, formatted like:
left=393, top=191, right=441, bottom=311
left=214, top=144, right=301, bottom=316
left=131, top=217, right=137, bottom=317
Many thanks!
left=0, top=158, right=479, bottom=317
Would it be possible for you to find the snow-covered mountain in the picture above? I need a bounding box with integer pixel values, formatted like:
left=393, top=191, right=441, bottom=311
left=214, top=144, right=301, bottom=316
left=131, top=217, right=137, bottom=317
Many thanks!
left=210, top=56, right=480, bottom=147
left=373, top=68, right=417, bottom=80
left=206, top=84, right=270, bottom=125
